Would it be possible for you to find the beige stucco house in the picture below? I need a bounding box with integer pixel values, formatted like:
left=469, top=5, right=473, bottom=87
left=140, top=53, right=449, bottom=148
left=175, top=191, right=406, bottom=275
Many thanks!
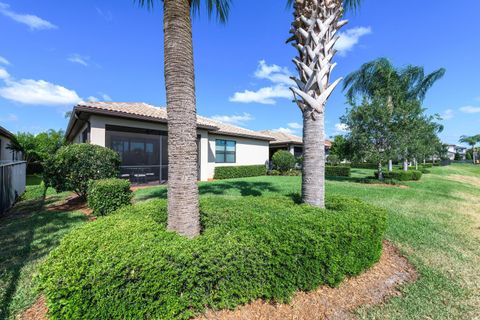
left=259, top=130, right=332, bottom=160
left=65, top=102, right=273, bottom=183
left=0, top=126, right=21, bottom=163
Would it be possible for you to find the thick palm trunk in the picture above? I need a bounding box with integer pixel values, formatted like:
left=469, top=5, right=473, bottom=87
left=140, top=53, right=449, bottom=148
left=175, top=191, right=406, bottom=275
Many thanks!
left=164, top=0, right=200, bottom=237
left=472, top=147, right=476, bottom=164
left=377, top=161, right=384, bottom=180
left=289, top=0, right=347, bottom=208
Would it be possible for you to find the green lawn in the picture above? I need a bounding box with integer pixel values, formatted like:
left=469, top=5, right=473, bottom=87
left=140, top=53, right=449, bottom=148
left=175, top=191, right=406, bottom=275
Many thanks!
left=1, top=164, right=479, bottom=319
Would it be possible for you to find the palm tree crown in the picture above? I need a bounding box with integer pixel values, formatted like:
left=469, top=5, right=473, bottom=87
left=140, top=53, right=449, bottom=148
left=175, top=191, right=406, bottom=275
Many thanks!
left=134, top=0, right=232, bottom=23
left=286, top=0, right=362, bottom=12
left=459, top=135, right=480, bottom=147
left=343, top=58, right=446, bottom=103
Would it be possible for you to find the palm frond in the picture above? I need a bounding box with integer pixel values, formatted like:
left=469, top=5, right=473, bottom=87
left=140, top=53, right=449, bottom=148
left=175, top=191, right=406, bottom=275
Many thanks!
left=414, top=68, right=446, bottom=102
left=134, top=0, right=232, bottom=23
left=286, top=0, right=362, bottom=12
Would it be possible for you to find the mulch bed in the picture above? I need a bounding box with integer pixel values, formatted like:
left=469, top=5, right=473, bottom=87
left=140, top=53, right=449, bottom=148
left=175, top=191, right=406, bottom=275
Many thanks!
left=20, top=241, right=417, bottom=320
left=45, top=195, right=95, bottom=220
left=197, top=241, right=417, bottom=320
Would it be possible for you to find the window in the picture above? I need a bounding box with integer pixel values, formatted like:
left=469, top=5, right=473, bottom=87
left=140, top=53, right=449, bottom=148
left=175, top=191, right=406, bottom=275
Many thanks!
left=215, top=139, right=236, bottom=163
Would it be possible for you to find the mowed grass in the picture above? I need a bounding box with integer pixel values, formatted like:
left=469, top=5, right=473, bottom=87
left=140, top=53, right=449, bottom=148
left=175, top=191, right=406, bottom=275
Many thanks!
left=0, top=187, right=87, bottom=319
left=135, top=164, right=480, bottom=319
left=1, top=165, right=478, bottom=319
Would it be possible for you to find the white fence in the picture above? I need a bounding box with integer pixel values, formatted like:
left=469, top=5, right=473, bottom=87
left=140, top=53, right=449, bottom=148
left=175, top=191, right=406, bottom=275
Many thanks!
left=0, top=161, right=26, bottom=214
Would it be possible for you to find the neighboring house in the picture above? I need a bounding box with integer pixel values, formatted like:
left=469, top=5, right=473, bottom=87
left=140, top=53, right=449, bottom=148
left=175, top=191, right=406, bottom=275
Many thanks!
left=0, top=126, right=21, bottom=163
left=65, top=102, right=273, bottom=183
left=259, top=130, right=332, bottom=160
left=446, top=144, right=467, bottom=160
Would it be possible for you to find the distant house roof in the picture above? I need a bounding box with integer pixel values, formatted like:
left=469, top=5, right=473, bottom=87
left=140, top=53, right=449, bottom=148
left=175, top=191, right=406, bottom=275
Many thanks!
left=66, top=102, right=274, bottom=142
left=0, top=126, right=14, bottom=140
left=259, top=130, right=332, bottom=148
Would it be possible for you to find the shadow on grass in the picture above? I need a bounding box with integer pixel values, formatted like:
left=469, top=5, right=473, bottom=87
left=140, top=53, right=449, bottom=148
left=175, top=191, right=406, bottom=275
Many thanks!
left=135, top=181, right=280, bottom=202
left=0, top=190, right=86, bottom=319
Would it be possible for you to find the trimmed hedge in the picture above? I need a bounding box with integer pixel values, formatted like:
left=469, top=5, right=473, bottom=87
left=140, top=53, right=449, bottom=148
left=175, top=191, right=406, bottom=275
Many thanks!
left=350, top=163, right=378, bottom=169
left=214, top=165, right=266, bottom=180
left=325, top=165, right=351, bottom=177
left=87, top=179, right=132, bottom=216
left=375, top=170, right=423, bottom=181
left=272, top=150, right=296, bottom=173
left=38, top=195, right=386, bottom=320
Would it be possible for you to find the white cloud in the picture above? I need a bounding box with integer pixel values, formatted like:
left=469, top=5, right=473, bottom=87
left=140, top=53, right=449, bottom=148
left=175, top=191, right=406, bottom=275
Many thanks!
left=287, top=122, right=302, bottom=129
left=459, top=106, right=480, bottom=114
left=86, top=96, right=99, bottom=102
left=210, top=112, right=253, bottom=126
left=68, top=54, right=90, bottom=67
left=334, top=123, right=350, bottom=134
left=0, top=113, right=18, bottom=122
left=0, top=78, right=81, bottom=106
left=230, top=84, right=291, bottom=105
left=254, top=60, right=293, bottom=85
left=273, top=127, right=295, bottom=135
left=0, top=2, right=57, bottom=30
left=441, top=109, right=454, bottom=120
left=0, top=55, right=9, bottom=65
left=0, top=67, right=10, bottom=79
left=100, top=93, right=112, bottom=101
left=336, top=26, right=372, bottom=56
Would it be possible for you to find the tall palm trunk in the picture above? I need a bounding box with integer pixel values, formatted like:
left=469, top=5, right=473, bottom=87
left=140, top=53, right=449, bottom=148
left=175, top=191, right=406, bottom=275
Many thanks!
left=164, top=0, right=200, bottom=237
left=289, top=0, right=347, bottom=208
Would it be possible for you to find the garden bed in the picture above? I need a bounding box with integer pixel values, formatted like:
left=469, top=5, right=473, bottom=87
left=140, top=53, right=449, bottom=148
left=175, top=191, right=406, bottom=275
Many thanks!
left=38, top=195, right=386, bottom=319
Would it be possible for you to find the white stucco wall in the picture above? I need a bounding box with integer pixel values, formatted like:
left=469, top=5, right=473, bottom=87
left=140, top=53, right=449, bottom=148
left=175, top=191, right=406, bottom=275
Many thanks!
left=84, top=115, right=270, bottom=181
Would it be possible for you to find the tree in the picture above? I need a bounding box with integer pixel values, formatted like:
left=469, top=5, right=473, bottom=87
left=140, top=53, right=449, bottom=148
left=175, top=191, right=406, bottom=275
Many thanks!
left=272, top=150, right=296, bottom=173
left=329, top=135, right=352, bottom=162
left=136, top=0, right=231, bottom=237
left=287, top=0, right=361, bottom=208
left=459, top=135, right=480, bottom=164
left=8, top=130, right=65, bottom=174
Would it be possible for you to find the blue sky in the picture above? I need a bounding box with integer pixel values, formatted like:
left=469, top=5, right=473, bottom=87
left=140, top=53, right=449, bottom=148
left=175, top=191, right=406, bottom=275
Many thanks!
left=0, top=0, right=479, bottom=145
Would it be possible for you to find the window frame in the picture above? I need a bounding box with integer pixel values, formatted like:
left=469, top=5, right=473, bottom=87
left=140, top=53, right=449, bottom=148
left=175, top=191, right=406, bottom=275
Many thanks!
left=215, top=139, right=236, bottom=163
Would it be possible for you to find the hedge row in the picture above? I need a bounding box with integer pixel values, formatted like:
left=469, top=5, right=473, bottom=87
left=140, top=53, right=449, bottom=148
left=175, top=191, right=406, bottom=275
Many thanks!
left=38, top=195, right=386, bottom=320
left=214, top=165, right=266, bottom=180
left=87, top=179, right=132, bottom=216
left=350, top=163, right=378, bottom=169
left=325, top=165, right=351, bottom=177
left=375, top=170, right=423, bottom=181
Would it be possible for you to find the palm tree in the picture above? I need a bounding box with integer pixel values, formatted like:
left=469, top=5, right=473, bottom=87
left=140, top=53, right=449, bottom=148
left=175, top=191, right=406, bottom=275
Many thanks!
left=343, top=58, right=445, bottom=171
left=459, top=135, right=480, bottom=164
left=287, top=0, right=361, bottom=208
left=136, top=0, right=231, bottom=238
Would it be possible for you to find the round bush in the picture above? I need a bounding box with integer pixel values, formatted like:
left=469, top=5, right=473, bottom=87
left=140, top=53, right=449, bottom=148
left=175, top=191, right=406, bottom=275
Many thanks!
left=272, top=150, right=296, bottom=173
left=88, top=179, right=132, bottom=216
left=38, top=195, right=386, bottom=319
left=43, top=144, right=120, bottom=199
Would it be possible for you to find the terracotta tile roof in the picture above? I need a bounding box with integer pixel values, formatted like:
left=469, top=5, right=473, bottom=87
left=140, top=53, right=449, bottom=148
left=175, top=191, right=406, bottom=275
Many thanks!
left=72, top=102, right=273, bottom=141
left=259, top=130, right=332, bottom=147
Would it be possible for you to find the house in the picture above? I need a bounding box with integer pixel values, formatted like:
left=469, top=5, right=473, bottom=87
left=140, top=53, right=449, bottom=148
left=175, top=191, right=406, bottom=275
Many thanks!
left=65, top=102, right=273, bottom=183
left=0, top=126, right=21, bottom=163
left=446, top=144, right=467, bottom=161
left=259, top=130, right=332, bottom=160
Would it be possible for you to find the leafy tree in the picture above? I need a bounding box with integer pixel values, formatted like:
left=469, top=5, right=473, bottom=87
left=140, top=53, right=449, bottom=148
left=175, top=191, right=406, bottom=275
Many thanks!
left=287, top=0, right=362, bottom=208
left=329, top=135, right=353, bottom=162
left=8, top=129, right=65, bottom=173
left=459, top=135, right=480, bottom=164
left=136, top=0, right=231, bottom=237
left=272, top=150, right=296, bottom=174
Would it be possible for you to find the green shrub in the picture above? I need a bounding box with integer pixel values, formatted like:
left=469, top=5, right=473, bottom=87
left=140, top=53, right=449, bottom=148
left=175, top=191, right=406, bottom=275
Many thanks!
left=214, top=165, right=266, bottom=180
left=87, top=179, right=132, bottom=216
left=422, top=163, right=433, bottom=168
left=43, top=144, right=120, bottom=199
left=267, top=169, right=281, bottom=176
left=325, top=165, right=351, bottom=177
left=38, top=195, right=386, bottom=320
left=350, top=162, right=378, bottom=169
left=375, top=170, right=423, bottom=181
left=272, top=150, right=296, bottom=173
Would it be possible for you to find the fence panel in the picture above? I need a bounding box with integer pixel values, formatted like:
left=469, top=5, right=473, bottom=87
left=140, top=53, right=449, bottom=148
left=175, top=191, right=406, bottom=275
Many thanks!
left=0, top=161, right=26, bottom=215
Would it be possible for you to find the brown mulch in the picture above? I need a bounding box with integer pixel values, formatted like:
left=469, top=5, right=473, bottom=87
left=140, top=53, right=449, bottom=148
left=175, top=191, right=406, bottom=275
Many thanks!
left=197, top=241, right=417, bottom=320
left=19, top=295, right=48, bottom=320
left=19, top=241, right=416, bottom=320
left=45, top=195, right=94, bottom=220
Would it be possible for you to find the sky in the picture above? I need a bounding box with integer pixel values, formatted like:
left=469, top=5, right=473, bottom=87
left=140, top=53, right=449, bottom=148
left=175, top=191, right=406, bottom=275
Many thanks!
left=0, top=0, right=479, bottom=145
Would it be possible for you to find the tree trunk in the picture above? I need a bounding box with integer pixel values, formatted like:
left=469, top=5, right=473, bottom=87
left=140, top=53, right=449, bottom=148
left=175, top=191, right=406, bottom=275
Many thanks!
left=377, top=161, right=384, bottom=181
left=164, top=0, right=200, bottom=238
left=302, top=112, right=325, bottom=207
left=473, top=147, right=476, bottom=164
left=414, top=158, right=418, bottom=170
left=289, top=1, right=346, bottom=208
left=388, top=159, right=393, bottom=172
left=403, top=159, right=408, bottom=171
